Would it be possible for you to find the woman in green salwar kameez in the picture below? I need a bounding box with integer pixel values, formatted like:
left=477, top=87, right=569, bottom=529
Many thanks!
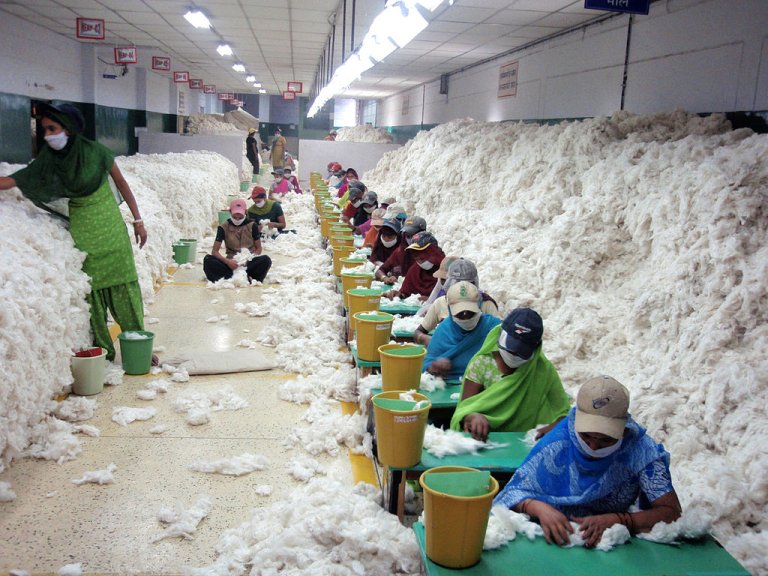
left=0, top=103, right=148, bottom=361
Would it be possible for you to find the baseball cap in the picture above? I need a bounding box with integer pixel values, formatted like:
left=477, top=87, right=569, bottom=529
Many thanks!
left=446, top=258, right=479, bottom=286
left=348, top=187, right=365, bottom=201
left=229, top=199, right=247, bottom=216
left=406, top=231, right=436, bottom=251
left=361, top=191, right=378, bottom=206
left=575, top=376, right=630, bottom=439
left=380, top=219, right=402, bottom=235
left=381, top=196, right=396, bottom=207
left=433, top=256, right=459, bottom=279
left=271, top=168, right=284, bottom=176
left=370, top=208, right=386, bottom=226
left=447, top=281, right=481, bottom=316
left=384, top=203, right=406, bottom=221
left=498, top=308, right=543, bottom=360
left=402, top=216, right=427, bottom=236
left=251, top=186, right=267, bottom=199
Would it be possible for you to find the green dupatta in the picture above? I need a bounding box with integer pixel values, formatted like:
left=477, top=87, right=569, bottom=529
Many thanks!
left=11, top=109, right=114, bottom=203
left=449, top=324, right=571, bottom=432
left=248, top=199, right=277, bottom=217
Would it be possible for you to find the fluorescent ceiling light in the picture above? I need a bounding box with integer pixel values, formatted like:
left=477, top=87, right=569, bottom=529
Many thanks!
left=246, top=75, right=256, bottom=82
left=253, top=82, right=262, bottom=88
left=217, top=44, right=232, bottom=56
left=232, top=63, right=246, bottom=72
left=258, top=89, right=266, bottom=94
left=184, top=10, right=210, bottom=29
left=359, top=35, right=397, bottom=62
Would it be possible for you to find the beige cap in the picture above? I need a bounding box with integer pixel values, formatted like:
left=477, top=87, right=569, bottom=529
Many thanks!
left=370, top=207, right=386, bottom=226
left=446, top=281, right=481, bottom=316
left=433, top=255, right=459, bottom=279
left=575, top=376, right=630, bottom=440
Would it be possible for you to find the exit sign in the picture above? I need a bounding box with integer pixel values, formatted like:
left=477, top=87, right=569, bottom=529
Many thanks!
left=584, top=0, right=650, bottom=14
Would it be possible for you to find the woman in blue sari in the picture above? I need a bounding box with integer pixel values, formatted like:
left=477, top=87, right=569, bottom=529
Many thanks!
left=495, top=376, right=682, bottom=548
left=423, top=281, right=500, bottom=382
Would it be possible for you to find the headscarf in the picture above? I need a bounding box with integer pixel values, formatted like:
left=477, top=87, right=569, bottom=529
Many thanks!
left=493, top=409, right=673, bottom=517
left=449, top=325, right=570, bottom=433
left=12, top=106, right=114, bottom=203
left=399, top=243, right=446, bottom=298
left=422, top=314, right=501, bottom=382
left=248, top=198, right=277, bottom=217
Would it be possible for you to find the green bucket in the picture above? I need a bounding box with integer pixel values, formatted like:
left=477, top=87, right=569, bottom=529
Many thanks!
left=218, top=210, right=230, bottom=224
left=239, top=181, right=249, bottom=191
left=179, top=238, right=197, bottom=256
left=118, top=330, right=155, bottom=375
left=172, top=242, right=193, bottom=264
left=251, top=174, right=259, bottom=183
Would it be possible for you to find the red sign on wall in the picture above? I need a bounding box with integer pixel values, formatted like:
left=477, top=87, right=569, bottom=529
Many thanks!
left=152, top=56, right=171, bottom=71
left=173, top=71, right=190, bottom=83
left=76, top=18, right=105, bottom=40
left=203, top=85, right=216, bottom=94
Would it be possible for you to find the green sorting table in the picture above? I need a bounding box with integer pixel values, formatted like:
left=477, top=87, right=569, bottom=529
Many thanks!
left=370, top=384, right=461, bottom=409
left=385, top=431, right=530, bottom=519
left=413, top=522, right=749, bottom=575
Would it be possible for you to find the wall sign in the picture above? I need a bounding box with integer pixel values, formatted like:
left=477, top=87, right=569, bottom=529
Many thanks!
left=189, top=79, right=203, bottom=89
left=76, top=18, right=105, bottom=40
left=152, top=56, right=171, bottom=71
left=287, top=81, right=303, bottom=93
left=584, top=0, right=650, bottom=15
left=203, top=84, right=216, bottom=94
left=173, top=71, right=190, bottom=83
left=114, top=46, right=137, bottom=64
left=282, top=91, right=296, bottom=101
left=497, top=60, right=519, bottom=99
left=217, top=92, right=233, bottom=100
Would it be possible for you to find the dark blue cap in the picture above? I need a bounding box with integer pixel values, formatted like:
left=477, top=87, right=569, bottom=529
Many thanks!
left=499, top=308, right=543, bottom=360
left=380, top=219, right=401, bottom=234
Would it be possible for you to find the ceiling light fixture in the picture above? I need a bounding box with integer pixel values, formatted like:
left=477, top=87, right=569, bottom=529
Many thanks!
left=258, top=89, right=266, bottom=94
left=216, top=44, right=233, bottom=56
left=253, top=82, right=262, bottom=88
left=232, top=63, right=246, bottom=72
left=183, top=10, right=210, bottom=29
left=246, top=75, right=256, bottom=82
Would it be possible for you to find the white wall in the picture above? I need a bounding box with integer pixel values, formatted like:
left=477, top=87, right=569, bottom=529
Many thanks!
left=378, top=0, right=768, bottom=126
left=297, top=140, right=401, bottom=185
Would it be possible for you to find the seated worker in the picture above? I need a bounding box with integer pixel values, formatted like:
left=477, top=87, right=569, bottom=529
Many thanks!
left=450, top=307, right=570, bottom=441
left=422, top=282, right=501, bottom=382
left=414, top=258, right=500, bottom=346
left=203, top=199, right=272, bottom=283
left=362, top=208, right=386, bottom=248
left=269, top=168, right=294, bottom=199
left=375, top=216, right=426, bottom=284
left=282, top=167, right=302, bottom=194
left=326, top=162, right=343, bottom=184
left=341, top=186, right=365, bottom=224
left=337, top=168, right=359, bottom=198
left=247, top=186, right=286, bottom=232
left=352, top=191, right=378, bottom=232
left=494, top=376, right=682, bottom=548
left=384, top=203, right=408, bottom=226
left=369, top=219, right=402, bottom=266
left=383, top=231, right=445, bottom=299
left=380, top=196, right=396, bottom=211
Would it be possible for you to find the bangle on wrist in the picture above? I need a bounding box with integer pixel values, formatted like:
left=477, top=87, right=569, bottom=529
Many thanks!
left=133, top=219, right=143, bottom=225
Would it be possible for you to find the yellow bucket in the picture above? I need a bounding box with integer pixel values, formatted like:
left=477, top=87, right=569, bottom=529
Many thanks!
left=353, top=311, right=393, bottom=361
left=372, top=390, right=431, bottom=468
left=347, top=288, right=382, bottom=333
left=379, top=343, right=427, bottom=392
left=341, top=272, right=374, bottom=309
left=332, top=245, right=357, bottom=276
left=330, top=234, right=355, bottom=248
left=419, top=466, right=500, bottom=568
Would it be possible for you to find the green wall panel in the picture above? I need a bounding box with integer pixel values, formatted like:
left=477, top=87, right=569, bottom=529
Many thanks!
left=0, top=92, right=32, bottom=164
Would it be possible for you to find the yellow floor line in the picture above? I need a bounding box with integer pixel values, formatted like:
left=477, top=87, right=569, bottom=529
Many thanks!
left=159, top=281, right=207, bottom=287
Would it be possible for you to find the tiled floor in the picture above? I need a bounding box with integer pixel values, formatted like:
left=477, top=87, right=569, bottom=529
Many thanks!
left=0, top=254, right=356, bottom=574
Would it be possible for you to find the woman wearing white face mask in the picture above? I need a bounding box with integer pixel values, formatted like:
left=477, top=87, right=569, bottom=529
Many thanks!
left=494, top=376, right=682, bottom=549
left=450, top=307, right=570, bottom=443
left=247, top=186, right=286, bottom=231
left=203, top=199, right=272, bottom=284
left=368, top=218, right=401, bottom=265
left=382, top=230, right=445, bottom=300
left=0, top=102, right=150, bottom=363
left=422, top=282, right=501, bottom=382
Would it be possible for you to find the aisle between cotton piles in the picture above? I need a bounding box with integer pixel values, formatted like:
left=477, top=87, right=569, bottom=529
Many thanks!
left=0, top=251, right=353, bottom=573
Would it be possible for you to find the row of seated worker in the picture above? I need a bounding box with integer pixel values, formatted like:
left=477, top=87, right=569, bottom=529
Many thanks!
left=319, top=162, right=683, bottom=548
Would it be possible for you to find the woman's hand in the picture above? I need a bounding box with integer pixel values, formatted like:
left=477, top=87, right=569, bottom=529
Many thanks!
left=529, top=501, right=574, bottom=546
left=573, top=514, right=620, bottom=548
left=133, top=221, right=147, bottom=248
left=428, top=357, right=451, bottom=377
left=462, top=413, right=490, bottom=442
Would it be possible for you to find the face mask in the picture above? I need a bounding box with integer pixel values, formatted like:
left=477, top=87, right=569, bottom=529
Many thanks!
left=275, top=177, right=283, bottom=182
left=255, top=200, right=266, bottom=208
left=418, top=260, right=435, bottom=271
left=498, top=348, right=529, bottom=369
left=231, top=215, right=246, bottom=226
left=381, top=237, right=397, bottom=248
left=453, top=314, right=481, bottom=331
left=576, top=433, right=623, bottom=459
left=363, top=205, right=374, bottom=213
left=352, top=200, right=363, bottom=208
left=45, top=132, right=69, bottom=151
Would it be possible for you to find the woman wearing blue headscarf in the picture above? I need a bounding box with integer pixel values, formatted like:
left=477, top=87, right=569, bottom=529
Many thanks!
left=495, top=376, right=682, bottom=548
left=423, top=281, right=500, bottom=382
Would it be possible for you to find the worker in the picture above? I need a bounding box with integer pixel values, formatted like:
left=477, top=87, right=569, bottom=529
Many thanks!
left=369, top=219, right=402, bottom=266
left=324, top=129, right=337, bottom=141
left=375, top=216, right=425, bottom=284
left=283, top=167, right=302, bottom=194
left=245, top=128, right=259, bottom=176
left=383, top=231, right=445, bottom=299
left=270, top=127, right=286, bottom=169
left=494, top=376, right=682, bottom=548
left=247, top=186, right=286, bottom=232
left=269, top=167, right=294, bottom=199
left=422, top=282, right=501, bottom=382
left=362, top=208, right=386, bottom=248
left=449, top=308, right=570, bottom=442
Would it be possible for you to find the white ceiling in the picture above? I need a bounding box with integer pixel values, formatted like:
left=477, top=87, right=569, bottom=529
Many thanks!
left=0, top=0, right=610, bottom=101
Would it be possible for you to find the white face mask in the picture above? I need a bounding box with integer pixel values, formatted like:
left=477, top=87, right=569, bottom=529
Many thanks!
left=45, top=132, right=69, bottom=150
left=453, top=313, right=481, bottom=331
left=275, top=176, right=283, bottom=182
left=363, top=205, right=374, bottom=213
left=231, top=215, right=246, bottom=226
left=418, top=260, right=434, bottom=271
left=381, top=237, right=397, bottom=248
left=576, top=433, right=623, bottom=459
left=352, top=200, right=363, bottom=208
left=498, top=348, right=529, bottom=369
left=255, top=200, right=266, bottom=208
